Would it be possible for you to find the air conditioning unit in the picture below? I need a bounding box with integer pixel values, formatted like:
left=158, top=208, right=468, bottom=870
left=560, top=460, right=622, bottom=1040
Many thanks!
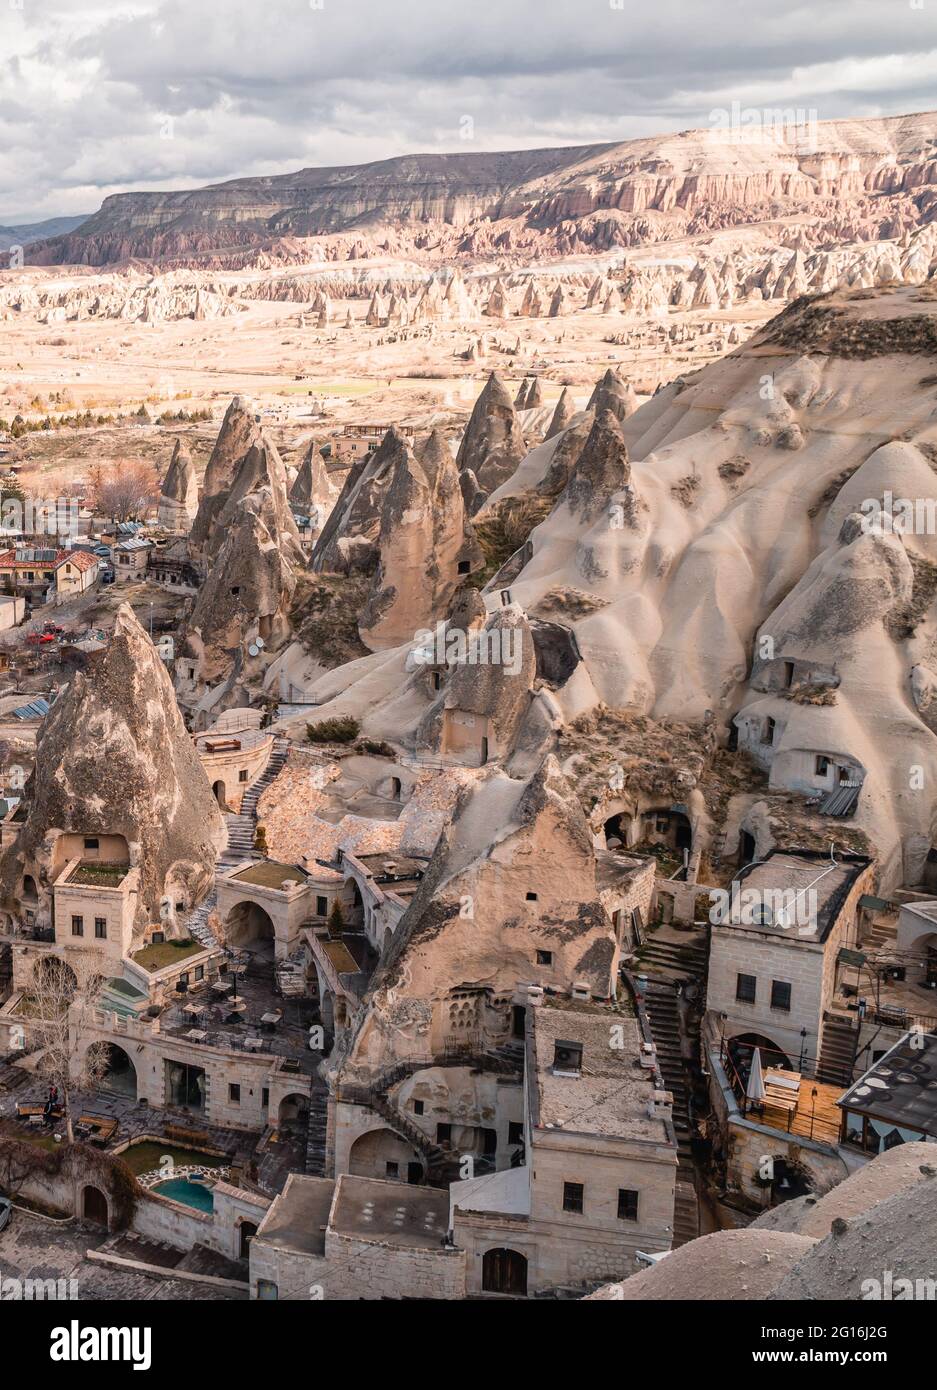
left=571, top=981, right=590, bottom=1002
left=640, top=1042, right=657, bottom=1069
left=525, top=984, right=544, bottom=1006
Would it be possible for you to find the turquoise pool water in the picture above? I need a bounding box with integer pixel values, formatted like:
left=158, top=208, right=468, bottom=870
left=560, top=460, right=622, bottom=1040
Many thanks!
left=153, top=1177, right=215, bottom=1212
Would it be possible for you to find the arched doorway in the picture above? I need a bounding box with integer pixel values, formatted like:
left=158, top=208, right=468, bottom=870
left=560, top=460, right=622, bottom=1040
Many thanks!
left=348, top=1127, right=423, bottom=1183
left=224, top=901, right=275, bottom=954
left=22, top=873, right=39, bottom=903
left=239, top=1221, right=258, bottom=1259
left=97, top=1042, right=137, bottom=1099
left=278, top=1093, right=310, bottom=1131
left=212, top=780, right=228, bottom=810
left=82, top=1185, right=109, bottom=1227
left=482, top=1247, right=527, bottom=1296
left=604, top=812, right=631, bottom=849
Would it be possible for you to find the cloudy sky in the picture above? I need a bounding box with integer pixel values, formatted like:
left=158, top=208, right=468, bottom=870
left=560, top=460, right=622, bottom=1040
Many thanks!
left=1, top=0, right=935, bottom=223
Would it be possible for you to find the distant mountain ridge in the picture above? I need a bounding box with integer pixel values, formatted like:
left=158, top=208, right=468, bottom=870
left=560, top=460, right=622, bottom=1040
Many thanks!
left=0, top=215, right=91, bottom=253
left=26, top=110, right=937, bottom=268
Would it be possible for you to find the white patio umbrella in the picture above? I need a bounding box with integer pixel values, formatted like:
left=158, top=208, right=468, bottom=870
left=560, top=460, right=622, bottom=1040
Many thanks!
left=746, top=1046, right=766, bottom=1105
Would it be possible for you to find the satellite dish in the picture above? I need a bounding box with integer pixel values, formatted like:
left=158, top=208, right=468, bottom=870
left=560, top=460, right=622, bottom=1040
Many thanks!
left=255, top=636, right=265, bottom=650
left=247, top=644, right=259, bottom=657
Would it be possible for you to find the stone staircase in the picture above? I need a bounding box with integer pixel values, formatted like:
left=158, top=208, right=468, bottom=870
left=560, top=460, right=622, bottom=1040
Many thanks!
left=216, top=737, right=290, bottom=872
left=642, top=978, right=701, bottom=1247
left=239, top=737, right=290, bottom=819
left=635, top=934, right=708, bottom=985
left=632, top=925, right=710, bottom=1247
left=305, top=1086, right=329, bottom=1177
left=179, top=892, right=218, bottom=950
left=818, top=1012, right=857, bottom=1087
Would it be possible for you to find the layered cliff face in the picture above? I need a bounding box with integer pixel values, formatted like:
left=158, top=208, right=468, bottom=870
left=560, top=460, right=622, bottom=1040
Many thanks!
left=1, top=605, right=225, bottom=933
left=28, top=112, right=937, bottom=267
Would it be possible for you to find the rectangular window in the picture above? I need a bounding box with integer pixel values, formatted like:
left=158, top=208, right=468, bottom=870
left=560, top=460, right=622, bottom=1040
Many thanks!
left=436, top=1123, right=452, bottom=1145
left=195, top=965, right=204, bottom=981
left=815, top=755, right=830, bottom=777
left=536, top=949, right=553, bottom=966
left=71, top=915, right=83, bottom=937
left=508, top=1121, right=524, bottom=1145
left=229, top=1084, right=240, bottom=1104
left=316, top=896, right=328, bottom=917
left=763, top=717, right=776, bottom=745
left=261, top=1088, right=269, bottom=1109
left=238, top=769, right=248, bottom=782
left=385, top=1161, right=399, bottom=1178
left=94, top=917, right=107, bottom=939
left=562, top=1182, right=584, bottom=1215
left=736, top=972, right=756, bottom=1004
left=84, top=836, right=99, bottom=850
left=771, top=980, right=792, bottom=1012
left=617, top=1189, right=639, bottom=1222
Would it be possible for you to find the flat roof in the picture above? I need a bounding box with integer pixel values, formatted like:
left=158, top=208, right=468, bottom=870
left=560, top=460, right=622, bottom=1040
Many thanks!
left=838, top=1031, right=937, bottom=1136
left=256, top=1174, right=333, bottom=1257
left=330, top=1174, right=450, bottom=1250
left=725, top=849, right=870, bottom=944
left=531, top=998, right=670, bottom=1144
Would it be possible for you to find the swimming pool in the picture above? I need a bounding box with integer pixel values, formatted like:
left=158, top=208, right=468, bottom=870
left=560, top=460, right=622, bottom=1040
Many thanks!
left=152, top=1176, right=215, bottom=1212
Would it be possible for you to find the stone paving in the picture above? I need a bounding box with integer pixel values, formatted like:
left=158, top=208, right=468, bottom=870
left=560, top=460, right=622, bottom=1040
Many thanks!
left=0, top=1209, right=247, bottom=1300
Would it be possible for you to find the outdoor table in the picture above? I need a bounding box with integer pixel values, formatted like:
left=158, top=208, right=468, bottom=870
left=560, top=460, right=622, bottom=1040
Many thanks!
left=244, top=1037, right=265, bottom=1051
left=186, top=1029, right=208, bottom=1042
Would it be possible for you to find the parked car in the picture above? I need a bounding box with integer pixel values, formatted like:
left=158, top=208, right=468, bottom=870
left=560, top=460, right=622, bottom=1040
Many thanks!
left=101, top=569, right=116, bottom=585
left=0, top=1196, right=11, bottom=1232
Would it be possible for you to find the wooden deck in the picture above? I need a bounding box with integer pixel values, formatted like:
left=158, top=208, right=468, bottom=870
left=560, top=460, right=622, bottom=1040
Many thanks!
left=760, top=1069, right=843, bottom=1145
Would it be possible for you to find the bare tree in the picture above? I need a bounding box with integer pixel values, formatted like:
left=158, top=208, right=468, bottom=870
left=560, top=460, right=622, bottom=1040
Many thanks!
left=26, top=956, right=107, bottom=1143
left=89, top=460, right=160, bottom=523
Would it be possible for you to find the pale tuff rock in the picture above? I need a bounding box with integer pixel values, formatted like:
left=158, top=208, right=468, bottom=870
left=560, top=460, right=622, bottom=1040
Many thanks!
left=446, top=584, right=488, bottom=637
left=416, top=604, right=537, bottom=758
left=289, top=437, right=338, bottom=529
left=602, top=286, right=622, bottom=313
left=545, top=386, right=575, bottom=440
left=563, top=409, right=632, bottom=522
left=365, top=291, right=384, bottom=326
left=538, top=412, right=595, bottom=498
left=1, top=605, right=224, bottom=934
left=585, top=274, right=607, bottom=308
left=211, top=434, right=304, bottom=565
left=526, top=377, right=543, bottom=408
left=337, top=753, right=618, bottom=1077
left=157, top=437, right=199, bottom=531
left=312, top=426, right=408, bottom=574
left=548, top=283, right=567, bottom=317
left=520, top=280, right=541, bottom=316
left=186, top=487, right=299, bottom=685
left=514, top=378, right=531, bottom=409
left=485, top=282, right=507, bottom=317
left=455, top=371, right=527, bottom=496
left=358, top=428, right=479, bottom=651
left=189, top=395, right=260, bottom=555
left=587, top=367, right=638, bottom=421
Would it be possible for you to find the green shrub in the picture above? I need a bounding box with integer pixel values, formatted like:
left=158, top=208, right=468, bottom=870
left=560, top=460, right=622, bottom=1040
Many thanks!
left=306, top=716, right=360, bottom=744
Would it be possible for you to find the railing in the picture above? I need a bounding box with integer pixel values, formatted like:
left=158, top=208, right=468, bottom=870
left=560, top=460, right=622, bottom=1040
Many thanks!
left=719, top=1036, right=850, bottom=1123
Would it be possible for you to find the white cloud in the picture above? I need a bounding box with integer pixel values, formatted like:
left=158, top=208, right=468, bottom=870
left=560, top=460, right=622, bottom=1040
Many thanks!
left=1, top=0, right=935, bottom=223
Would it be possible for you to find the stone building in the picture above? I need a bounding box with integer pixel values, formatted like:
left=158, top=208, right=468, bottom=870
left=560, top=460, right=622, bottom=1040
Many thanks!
left=706, top=848, right=875, bottom=1072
